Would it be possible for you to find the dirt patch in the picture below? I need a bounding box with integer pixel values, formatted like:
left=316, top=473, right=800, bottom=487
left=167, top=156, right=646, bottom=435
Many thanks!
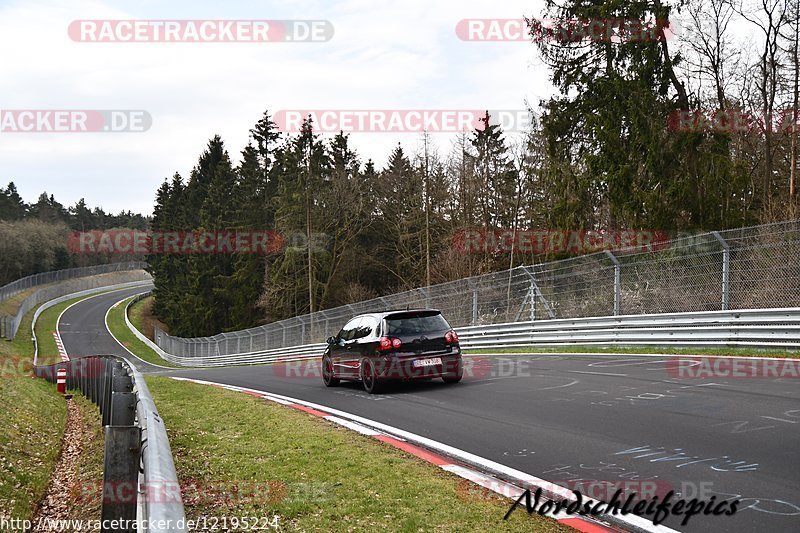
left=134, top=296, right=168, bottom=340
left=31, top=396, right=103, bottom=531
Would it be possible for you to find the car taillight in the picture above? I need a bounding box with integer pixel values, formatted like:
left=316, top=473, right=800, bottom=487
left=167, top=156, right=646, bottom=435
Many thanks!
left=445, top=330, right=459, bottom=343
left=378, top=337, right=402, bottom=351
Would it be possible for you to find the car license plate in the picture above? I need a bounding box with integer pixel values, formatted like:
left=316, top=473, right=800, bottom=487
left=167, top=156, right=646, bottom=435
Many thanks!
left=413, top=357, right=442, bottom=368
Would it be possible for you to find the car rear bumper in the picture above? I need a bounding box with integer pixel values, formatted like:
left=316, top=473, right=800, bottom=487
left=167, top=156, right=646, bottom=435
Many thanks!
left=376, top=352, right=461, bottom=380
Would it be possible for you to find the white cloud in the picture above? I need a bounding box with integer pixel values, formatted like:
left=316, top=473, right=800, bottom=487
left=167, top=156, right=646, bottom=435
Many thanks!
left=1, top=0, right=549, bottom=215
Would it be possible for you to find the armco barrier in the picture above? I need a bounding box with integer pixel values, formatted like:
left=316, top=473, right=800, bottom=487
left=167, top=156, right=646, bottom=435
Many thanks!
left=125, top=292, right=324, bottom=367
left=152, top=220, right=800, bottom=357
left=32, top=280, right=153, bottom=364
left=0, top=263, right=151, bottom=340
left=36, top=356, right=186, bottom=533
left=454, top=307, right=800, bottom=350
left=0, top=261, right=148, bottom=302
left=126, top=290, right=800, bottom=367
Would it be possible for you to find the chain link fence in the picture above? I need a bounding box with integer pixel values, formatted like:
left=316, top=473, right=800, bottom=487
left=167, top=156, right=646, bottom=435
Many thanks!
left=0, top=262, right=151, bottom=339
left=0, top=261, right=148, bottom=302
left=154, top=221, right=800, bottom=357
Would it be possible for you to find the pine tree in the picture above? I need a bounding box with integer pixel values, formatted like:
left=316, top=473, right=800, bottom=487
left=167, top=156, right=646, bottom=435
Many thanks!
left=531, top=1, right=690, bottom=230
left=316, top=132, right=373, bottom=309
left=375, top=145, right=425, bottom=288
left=263, top=118, right=330, bottom=322
left=0, top=182, right=26, bottom=220
left=470, top=112, right=518, bottom=229
left=70, top=198, right=93, bottom=231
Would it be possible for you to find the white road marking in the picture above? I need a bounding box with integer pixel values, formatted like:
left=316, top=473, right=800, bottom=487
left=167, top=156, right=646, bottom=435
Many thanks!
left=567, top=370, right=629, bottom=377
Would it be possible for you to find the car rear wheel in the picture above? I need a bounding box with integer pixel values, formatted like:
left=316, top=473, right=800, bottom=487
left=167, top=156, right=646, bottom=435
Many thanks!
left=361, top=358, right=383, bottom=394
left=442, top=358, right=463, bottom=383
left=322, top=355, right=339, bottom=387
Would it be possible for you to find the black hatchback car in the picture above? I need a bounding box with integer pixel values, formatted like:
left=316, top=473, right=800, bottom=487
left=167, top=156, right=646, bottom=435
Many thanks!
left=321, top=309, right=462, bottom=393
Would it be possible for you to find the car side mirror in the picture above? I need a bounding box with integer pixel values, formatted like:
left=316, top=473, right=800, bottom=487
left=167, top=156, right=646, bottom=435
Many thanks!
left=326, top=336, right=338, bottom=345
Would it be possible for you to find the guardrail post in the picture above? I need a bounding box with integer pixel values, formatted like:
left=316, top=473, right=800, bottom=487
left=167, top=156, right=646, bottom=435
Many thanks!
left=100, top=359, right=112, bottom=421
left=107, top=362, right=134, bottom=426
left=110, top=392, right=136, bottom=426
left=712, top=231, right=730, bottom=311
left=92, top=358, right=102, bottom=406
left=605, top=251, right=621, bottom=316
left=101, top=426, right=140, bottom=533
left=86, top=358, right=95, bottom=403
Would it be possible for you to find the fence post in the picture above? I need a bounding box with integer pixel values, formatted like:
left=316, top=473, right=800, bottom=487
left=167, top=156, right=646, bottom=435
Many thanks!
left=521, top=267, right=555, bottom=319
left=472, top=289, right=478, bottom=326
left=605, top=251, right=621, bottom=316
left=712, top=231, right=730, bottom=311
left=300, top=319, right=306, bottom=345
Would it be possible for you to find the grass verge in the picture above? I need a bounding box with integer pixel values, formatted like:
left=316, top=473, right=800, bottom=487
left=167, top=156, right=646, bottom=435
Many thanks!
left=33, top=290, right=116, bottom=367
left=128, top=295, right=150, bottom=337
left=1, top=288, right=117, bottom=521
left=147, top=377, right=567, bottom=532
left=128, top=295, right=165, bottom=341
left=106, top=295, right=179, bottom=368
left=65, top=394, right=105, bottom=520
left=0, top=271, right=148, bottom=318
left=464, top=344, right=800, bottom=358
left=0, top=285, right=51, bottom=316
left=0, top=303, right=66, bottom=521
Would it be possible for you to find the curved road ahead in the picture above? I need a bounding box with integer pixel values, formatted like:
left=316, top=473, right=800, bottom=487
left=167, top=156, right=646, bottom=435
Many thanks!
left=59, top=287, right=800, bottom=533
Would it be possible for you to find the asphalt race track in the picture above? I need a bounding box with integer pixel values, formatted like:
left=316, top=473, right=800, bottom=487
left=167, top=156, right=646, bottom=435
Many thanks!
left=58, top=287, right=800, bottom=533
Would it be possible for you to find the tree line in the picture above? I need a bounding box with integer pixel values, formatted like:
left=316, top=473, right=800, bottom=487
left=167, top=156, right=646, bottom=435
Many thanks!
left=148, top=0, right=800, bottom=337
left=0, top=184, right=149, bottom=285
left=531, top=0, right=800, bottom=227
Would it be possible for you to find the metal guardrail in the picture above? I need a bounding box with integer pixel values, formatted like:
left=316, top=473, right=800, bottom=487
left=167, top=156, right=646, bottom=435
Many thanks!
left=32, top=280, right=154, bottom=364
left=35, top=356, right=186, bottom=533
left=21, top=276, right=185, bottom=532
left=153, top=220, right=800, bottom=357
left=455, top=307, right=800, bottom=350
left=0, top=266, right=151, bottom=340
left=126, top=292, right=323, bottom=367
left=127, top=292, right=800, bottom=367
left=0, top=261, right=148, bottom=302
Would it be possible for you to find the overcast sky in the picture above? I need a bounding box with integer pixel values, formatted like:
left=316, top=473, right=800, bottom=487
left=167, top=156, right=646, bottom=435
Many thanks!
left=0, top=0, right=554, bottom=216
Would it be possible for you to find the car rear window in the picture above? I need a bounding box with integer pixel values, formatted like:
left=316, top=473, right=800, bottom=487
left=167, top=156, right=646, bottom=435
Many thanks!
left=384, top=312, right=450, bottom=335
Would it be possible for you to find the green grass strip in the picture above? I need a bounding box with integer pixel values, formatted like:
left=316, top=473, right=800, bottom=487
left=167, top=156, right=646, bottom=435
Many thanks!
left=147, top=376, right=569, bottom=532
